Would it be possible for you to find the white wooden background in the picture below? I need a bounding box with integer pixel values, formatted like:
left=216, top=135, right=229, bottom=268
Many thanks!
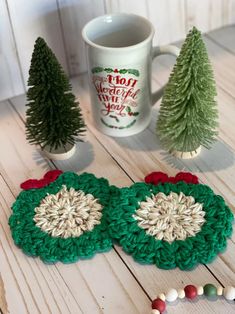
left=1, top=0, right=235, bottom=102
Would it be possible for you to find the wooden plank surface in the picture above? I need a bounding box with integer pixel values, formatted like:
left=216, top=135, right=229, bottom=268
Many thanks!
left=1, top=26, right=235, bottom=313
left=7, top=85, right=235, bottom=314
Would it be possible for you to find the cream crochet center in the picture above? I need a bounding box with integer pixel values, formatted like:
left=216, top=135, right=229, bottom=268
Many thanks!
left=133, top=191, right=205, bottom=243
left=34, top=185, right=103, bottom=238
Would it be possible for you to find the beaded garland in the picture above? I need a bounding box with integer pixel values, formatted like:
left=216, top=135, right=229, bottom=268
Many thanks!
left=9, top=171, right=117, bottom=263
left=151, top=283, right=235, bottom=313
left=107, top=171, right=234, bottom=270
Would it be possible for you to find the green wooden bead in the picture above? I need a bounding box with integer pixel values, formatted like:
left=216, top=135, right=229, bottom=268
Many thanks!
left=204, top=284, right=217, bottom=297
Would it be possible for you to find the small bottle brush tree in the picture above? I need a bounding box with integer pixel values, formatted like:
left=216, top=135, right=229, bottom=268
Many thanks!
left=157, top=27, right=218, bottom=157
left=26, top=37, right=85, bottom=154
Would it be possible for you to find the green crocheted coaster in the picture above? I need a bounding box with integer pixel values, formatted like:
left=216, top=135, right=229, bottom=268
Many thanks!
left=107, top=181, right=234, bottom=270
left=9, top=171, right=117, bottom=263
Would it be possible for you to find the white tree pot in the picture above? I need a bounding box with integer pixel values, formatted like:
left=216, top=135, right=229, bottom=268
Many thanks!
left=172, top=146, right=201, bottom=159
left=43, top=143, right=76, bottom=161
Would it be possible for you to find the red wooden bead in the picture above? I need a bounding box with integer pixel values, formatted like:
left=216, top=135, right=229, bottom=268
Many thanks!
left=152, top=298, right=166, bottom=312
left=184, top=285, right=197, bottom=299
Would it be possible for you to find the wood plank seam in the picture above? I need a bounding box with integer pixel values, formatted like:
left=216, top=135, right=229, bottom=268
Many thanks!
left=53, top=265, right=84, bottom=313
left=113, top=247, right=152, bottom=301
left=102, top=254, right=141, bottom=313
left=183, top=0, right=188, bottom=34
left=1, top=191, right=48, bottom=313
left=4, top=0, right=26, bottom=92
left=74, top=264, right=106, bottom=313
left=204, top=265, right=226, bottom=288
left=103, top=0, right=108, bottom=14
left=0, top=232, right=31, bottom=313
left=8, top=98, right=59, bottom=171
left=56, top=0, right=75, bottom=75
left=0, top=273, right=8, bottom=314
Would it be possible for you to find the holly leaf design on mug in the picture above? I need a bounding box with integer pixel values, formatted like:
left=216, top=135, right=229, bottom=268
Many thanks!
left=126, top=106, right=131, bottom=113
left=127, top=69, right=140, bottom=77
left=109, top=115, right=120, bottom=122
left=104, top=68, right=113, bottom=73
left=125, top=106, right=139, bottom=117
left=119, top=69, right=128, bottom=74
left=92, top=67, right=104, bottom=73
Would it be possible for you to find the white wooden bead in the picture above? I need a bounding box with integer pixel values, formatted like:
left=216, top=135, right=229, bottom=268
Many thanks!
left=217, top=286, right=223, bottom=296
left=223, top=286, right=235, bottom=300
left=158, top=293, right=166, bottom=301
left=177, top=289, right=185, bottom=299
left=165, top=288, right=178, bottom=302
left=197, top=286, right=204, bottom=296
left=151, top=310, right=160, bottom=314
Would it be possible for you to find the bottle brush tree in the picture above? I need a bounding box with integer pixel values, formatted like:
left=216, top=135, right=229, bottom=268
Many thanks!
left=157, top=27, right=218, bottom=154
left=26, top=37, right=85, bottom=152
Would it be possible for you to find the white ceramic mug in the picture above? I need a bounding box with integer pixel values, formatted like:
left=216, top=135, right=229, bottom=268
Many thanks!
left=82, top=13, right=179, bottom=137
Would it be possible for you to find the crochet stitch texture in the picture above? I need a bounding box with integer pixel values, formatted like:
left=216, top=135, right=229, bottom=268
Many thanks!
left=133, top=191, right=205, bottom=242
left=107, top=181, right=233, bottom=270
left=34, top=186, right=103, bottom=238
left=9, top=172, right=117, bottom=263
left=9, top=170, right=234, bottom=269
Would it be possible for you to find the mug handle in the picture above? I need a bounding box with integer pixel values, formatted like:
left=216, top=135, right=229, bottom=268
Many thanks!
left=151, top=45, right=180, bottom=105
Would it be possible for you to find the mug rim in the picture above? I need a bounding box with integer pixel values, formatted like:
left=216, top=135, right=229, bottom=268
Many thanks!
left=82, top=13, right=155, bottom=51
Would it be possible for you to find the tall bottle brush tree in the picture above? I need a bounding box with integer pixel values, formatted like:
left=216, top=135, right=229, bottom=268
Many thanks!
left=26, top=37, right=85, bottom=152
left=157, top=27, right=218, bottom=154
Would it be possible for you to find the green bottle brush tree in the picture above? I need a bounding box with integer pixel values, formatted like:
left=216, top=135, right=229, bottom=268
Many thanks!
left=157, top=27, right=218, bottom=159
left=25, top=37, right=85, bottom=160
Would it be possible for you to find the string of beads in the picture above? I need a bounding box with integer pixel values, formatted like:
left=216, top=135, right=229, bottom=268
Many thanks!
left=151, top=284, right=235, bottom=313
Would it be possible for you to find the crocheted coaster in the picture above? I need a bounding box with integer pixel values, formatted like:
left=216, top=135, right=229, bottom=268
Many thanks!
left=107, top=172, right=234, bottom=270
left=9, top=170, right=116, bottom=263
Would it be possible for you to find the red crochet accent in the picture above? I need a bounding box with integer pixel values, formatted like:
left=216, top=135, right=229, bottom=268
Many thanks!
left=145, top=172, right=169, bottom=185
left=144, top=171, right=199, bottom=185
left=44, top=170, right=63, bottom=182
left=20, top=170, right=63, bottom=190
left=174, top=172, right=199, bottom=184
